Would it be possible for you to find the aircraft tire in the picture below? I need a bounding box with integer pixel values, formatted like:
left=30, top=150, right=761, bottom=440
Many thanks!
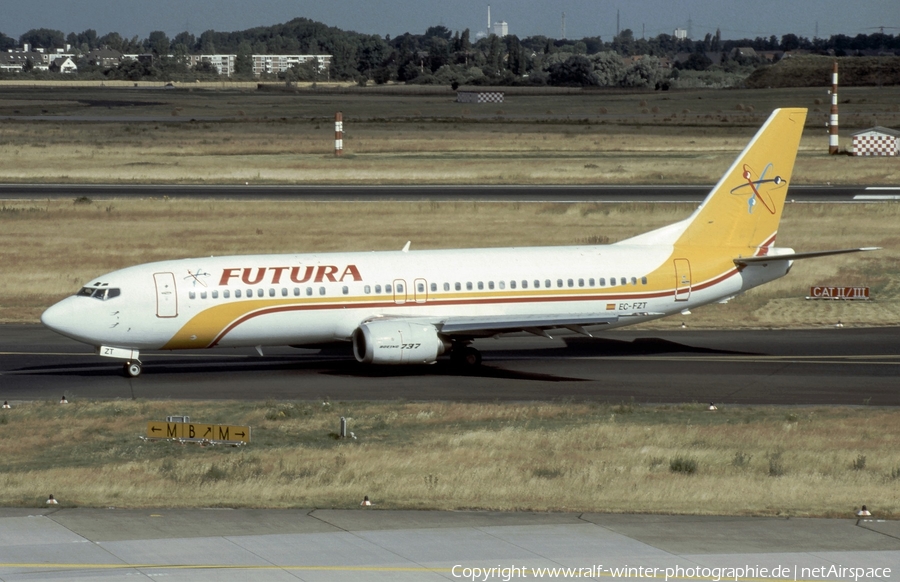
left=452, top=346, right=482, bottom=367
left=124, top=362, right=142, bottom=378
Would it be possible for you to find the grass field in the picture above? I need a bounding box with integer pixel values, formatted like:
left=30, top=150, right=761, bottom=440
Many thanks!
left=0, top=85, right=898, bottom=185
left=2, top=199, right=897, bottom=328
left=1, top=400, right=896, bottom=516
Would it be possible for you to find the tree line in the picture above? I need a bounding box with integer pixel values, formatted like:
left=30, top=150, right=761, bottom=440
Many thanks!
left=2, top=19, right=898, bottom=86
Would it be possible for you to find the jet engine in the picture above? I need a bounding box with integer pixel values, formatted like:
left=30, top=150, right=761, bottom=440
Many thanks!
left=352, top=320, right=447, bottom=364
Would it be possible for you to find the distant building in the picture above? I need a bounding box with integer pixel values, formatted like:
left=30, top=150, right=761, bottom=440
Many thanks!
left=674, top=28, right=687, bottom=40
left=49, top=56, right=77, bottom=74
left=492, top=21, right=509, bottom=37
left=0, top=51, right=30, bottom=72
left=86, top=47, right=124, bottom=68
left=852, top=127, right=900, bottom=156
left=1, top=43, right=73, bottom=73
left=36, top=46, right=75, bottom=65
left=251, top=54, right=332, bottom=77
left=185, top=54, right=236, bottom=77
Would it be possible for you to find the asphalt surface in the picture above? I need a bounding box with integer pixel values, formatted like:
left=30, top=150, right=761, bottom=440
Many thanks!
left=2, top=324, right=898, bottom=405
left=0, top=183, right=892, bottom=202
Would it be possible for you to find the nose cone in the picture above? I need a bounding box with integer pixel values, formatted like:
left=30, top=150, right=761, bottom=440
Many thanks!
left=42, top=297, right=94, bottom=345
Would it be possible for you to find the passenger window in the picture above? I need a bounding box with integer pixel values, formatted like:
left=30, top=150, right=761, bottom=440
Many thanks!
left=533, top=280, right=539, bottom=288
left=578, top=279, right=584, bottom=287
left=385, top=284, right=392, bottom=293
left=306, top=287, right=313, bottom=296
left=212, top=290, right=218, bottom=299
left=258, top=289, right=265, bottom=298
left=521, top=280, right=527, bottom=289
left=510, top=281, right=517, bottom=289
left=281, top=288, right=287, bottom=297
left=557, top=279, right=563, bottom=288
left=499, top=281, right=505, bottom=290
left=631, top=277, right=637, bottom=285
left=477, top=282, right=484, bottom=290
left=397, top=283, right=404, bottom=292
left=466, top=282, right=473, bottom=291
left=224, top=290, right=231, bottom=298
left=375, top=284, right=382, bottom=293
left=201, top=291, right=207, bottom=299
left=621, top=277, right=627, bottom=286
left=189, top=291, right=196, bottom=299
left=545, top=279, right=551, bottom=288
left=455, top=282, right=461, bottom=291
left=342, top=286, right=349, bottom=295
left=567, top=279, right=573, bottom=287
left=293, top=287, right=300, bottom=296
left=319, top=287, right=325, bottom=295
left=489, top=281, right=495, bottom=290
left=418, top=283, right=425, bottom=293
left=268, top=288, right=275, bottom=297
left=443, top=283, right=450, bottom=291
left=599, top=278, right=605, bottom=286
left=641, top=276, right=648, bottom=285
left=364, top=285, right=371, bottom=294
left=235, top=289, right=242, bottom=298
left=430, top=283, right=437, bottom=292
left=588, top=278, right=594, bottom=286
left=246, top=289, right=252, bottom=297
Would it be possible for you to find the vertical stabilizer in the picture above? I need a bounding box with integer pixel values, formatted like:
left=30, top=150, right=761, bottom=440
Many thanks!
left=677, top=108, right=807, bottom=254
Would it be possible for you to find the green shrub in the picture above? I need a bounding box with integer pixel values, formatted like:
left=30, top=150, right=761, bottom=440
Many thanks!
left=670, top=457, right=698, bottom=474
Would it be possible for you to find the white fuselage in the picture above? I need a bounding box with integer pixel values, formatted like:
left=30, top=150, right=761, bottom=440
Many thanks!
left=41, top=242, right=788, bottom=353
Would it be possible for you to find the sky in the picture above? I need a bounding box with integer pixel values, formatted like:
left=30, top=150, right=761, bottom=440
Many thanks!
left=4, top=0, right=898, bottom=43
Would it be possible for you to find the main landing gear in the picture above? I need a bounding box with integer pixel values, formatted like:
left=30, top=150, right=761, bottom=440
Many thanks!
left=123, top=361, right=142, bottom=378
left=450, top=344, right=482, bottom=367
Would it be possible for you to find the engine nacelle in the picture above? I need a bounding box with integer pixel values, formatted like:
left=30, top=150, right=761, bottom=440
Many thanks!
left=352, top=320, right=447, bottom=364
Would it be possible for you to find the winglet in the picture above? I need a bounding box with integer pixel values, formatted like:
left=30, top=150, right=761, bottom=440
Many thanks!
left=401, top=241, right=411, bottom=252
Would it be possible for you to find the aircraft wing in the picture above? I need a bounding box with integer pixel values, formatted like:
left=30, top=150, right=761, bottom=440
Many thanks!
left=434, top=313, right=621, bottom=339
left=734, top=247, right=880, bottom=266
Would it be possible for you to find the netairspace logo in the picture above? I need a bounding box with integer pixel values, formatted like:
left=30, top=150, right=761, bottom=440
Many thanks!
left=450, top=563, right=893, bottom=581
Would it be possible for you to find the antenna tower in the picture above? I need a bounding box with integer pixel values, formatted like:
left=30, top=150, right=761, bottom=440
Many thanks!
left=561, top=12, right=566, bottom=39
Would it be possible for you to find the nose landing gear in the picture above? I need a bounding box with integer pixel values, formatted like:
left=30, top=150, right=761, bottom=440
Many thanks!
left=124, top=361, right=142, bottom=378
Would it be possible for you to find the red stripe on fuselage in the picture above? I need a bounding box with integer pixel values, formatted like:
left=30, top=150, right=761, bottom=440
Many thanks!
left=206, top=268, right=742, bottom=347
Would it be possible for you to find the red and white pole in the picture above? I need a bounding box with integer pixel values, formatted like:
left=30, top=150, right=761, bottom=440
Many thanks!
left=335, top=111, right=343, bottom=156
left=828, top=61, right=839, bottom=155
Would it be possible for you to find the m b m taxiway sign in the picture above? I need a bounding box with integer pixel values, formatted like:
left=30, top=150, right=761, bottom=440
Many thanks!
left=146, top=421, right=250, bottom=443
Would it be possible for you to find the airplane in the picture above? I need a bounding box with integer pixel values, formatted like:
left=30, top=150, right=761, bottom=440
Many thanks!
left=41, top=108, right=877, bottom=377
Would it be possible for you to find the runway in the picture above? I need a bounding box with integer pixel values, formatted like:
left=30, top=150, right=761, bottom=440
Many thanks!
left=2, top=324, right=898, bottom=405
left=0, top=183, right=889, bottom=202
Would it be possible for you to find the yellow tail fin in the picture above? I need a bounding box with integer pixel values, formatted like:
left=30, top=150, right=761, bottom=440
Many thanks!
left=677, top=108, right=807, bottom=254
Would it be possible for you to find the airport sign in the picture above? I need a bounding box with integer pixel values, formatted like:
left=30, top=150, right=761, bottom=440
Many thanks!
left=146, top=421, right=251, bottom=443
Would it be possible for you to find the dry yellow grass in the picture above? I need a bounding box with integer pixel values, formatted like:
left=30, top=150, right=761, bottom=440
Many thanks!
left=0, top=85, right=898, bottom=185
left=2, top=199, right=898, bottom=328
left=1, top=400, right=897, bottom=516
left=1, top=124, right=897, bottom=185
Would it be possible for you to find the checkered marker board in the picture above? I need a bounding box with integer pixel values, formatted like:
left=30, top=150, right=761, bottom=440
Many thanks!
left=853, top=135, right=898, bottom=156
left=457, top=91, right=505, bottom=104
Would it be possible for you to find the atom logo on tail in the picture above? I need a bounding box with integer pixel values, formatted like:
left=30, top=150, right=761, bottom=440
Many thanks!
left=729, top=163, right=785, bottom=215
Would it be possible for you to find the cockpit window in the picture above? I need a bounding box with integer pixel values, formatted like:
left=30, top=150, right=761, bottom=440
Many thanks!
left=78, top=287, right=120, bottom=301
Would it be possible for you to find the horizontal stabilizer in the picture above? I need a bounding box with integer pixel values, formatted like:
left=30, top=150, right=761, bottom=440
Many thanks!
left=734, top=247, right=880, bottom=266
